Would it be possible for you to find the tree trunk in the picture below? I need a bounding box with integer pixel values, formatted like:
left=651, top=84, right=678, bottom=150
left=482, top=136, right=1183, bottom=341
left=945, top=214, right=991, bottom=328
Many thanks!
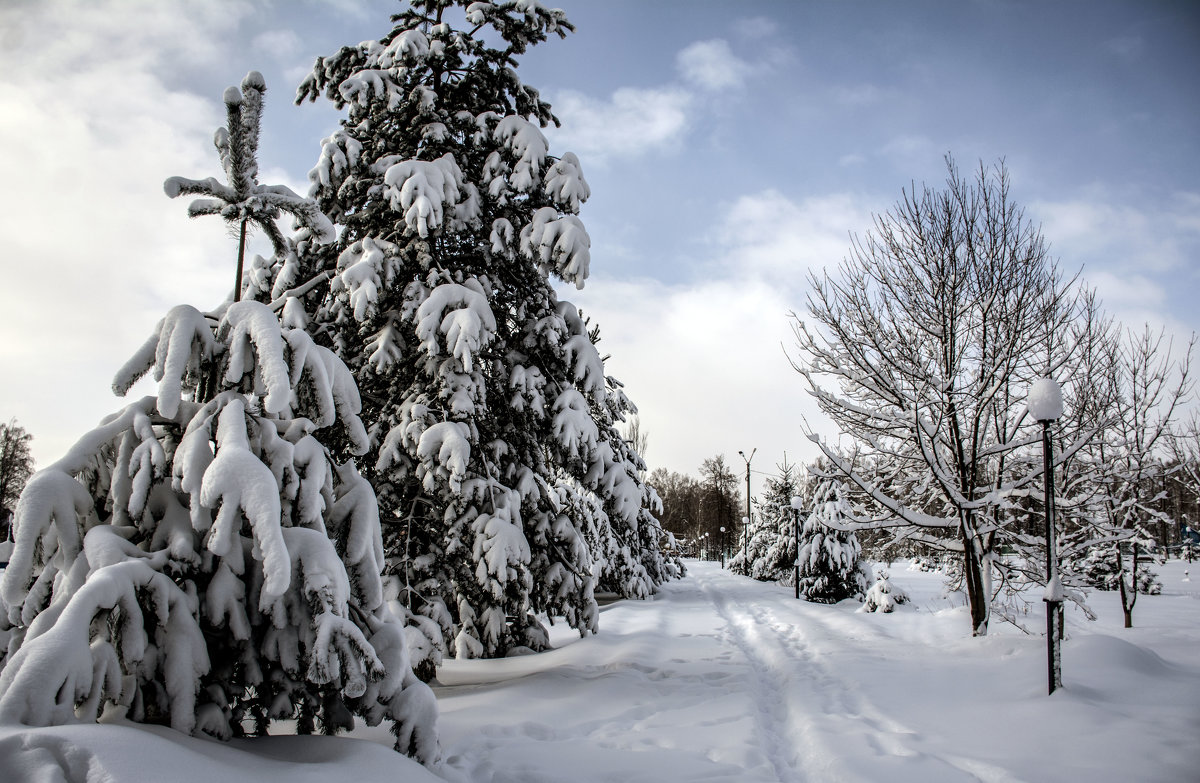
left=1117, top=543, right=1137, bottom=628
left=961, top=516, right=989, bottom=636
left=234, top=216, right=248, bottom=303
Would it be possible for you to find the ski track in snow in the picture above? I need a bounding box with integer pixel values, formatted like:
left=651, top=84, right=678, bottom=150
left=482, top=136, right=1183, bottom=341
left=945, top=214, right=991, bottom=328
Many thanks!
left=695, top=567, right=1025, bottom=783
left=701, top=574, right=808, bottom=783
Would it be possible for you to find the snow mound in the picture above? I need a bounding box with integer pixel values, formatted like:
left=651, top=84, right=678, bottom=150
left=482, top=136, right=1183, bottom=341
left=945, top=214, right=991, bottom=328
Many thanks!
left=1066, top=633, right=1171, bottom=677
left=0, top=722, right=441, bottom=783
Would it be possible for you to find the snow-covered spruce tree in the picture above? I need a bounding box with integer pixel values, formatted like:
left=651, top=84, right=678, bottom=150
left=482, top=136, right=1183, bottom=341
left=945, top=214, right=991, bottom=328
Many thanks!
left=730, top=458, right=801, bottom=582
left=797, top=475, right=868, bottom=603
left=0, top=74, right=437, bottom=763
left=291, top=1, right=679, bottom=662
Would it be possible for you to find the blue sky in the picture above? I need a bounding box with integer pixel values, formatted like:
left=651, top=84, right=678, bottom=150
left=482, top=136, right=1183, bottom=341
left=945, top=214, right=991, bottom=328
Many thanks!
left=1, top=0, right=1198, bottom=491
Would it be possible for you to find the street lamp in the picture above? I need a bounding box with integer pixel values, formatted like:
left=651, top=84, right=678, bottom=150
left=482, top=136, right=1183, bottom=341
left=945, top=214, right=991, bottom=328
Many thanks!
left=1029, top=375, right=1064, bottom=695
left=739, top=449, right=756, bottom=562
left=720, top=526, right=726, bottom=568
left=791, top=495, right=803, bottom=599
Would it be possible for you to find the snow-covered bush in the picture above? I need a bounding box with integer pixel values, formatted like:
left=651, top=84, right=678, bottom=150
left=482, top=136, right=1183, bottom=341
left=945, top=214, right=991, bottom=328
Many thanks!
left=908, top=557, right=941, bottom=572
left=1075, top=545, right=1162, bottom=595
left=860, top=568, right=909, bottom=614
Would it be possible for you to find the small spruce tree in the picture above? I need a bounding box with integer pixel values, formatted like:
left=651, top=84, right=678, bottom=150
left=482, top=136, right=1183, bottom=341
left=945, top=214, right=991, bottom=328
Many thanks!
left=0, top=72, right=437, bottom=763
left=796, top=476, right=868, bottom=603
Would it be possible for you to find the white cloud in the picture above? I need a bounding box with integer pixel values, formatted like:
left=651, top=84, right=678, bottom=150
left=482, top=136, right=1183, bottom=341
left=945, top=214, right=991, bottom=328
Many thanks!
left=567, top=189, right=880, bottom=478
left=830, top=83, right=886, bottom=107
left=1031, top=193, right=1200, bottom=277
left=549, top=87, right=691, bottom=160
left=712, top=190, right=878, bottom=283
left=1028, top=193, right=1200, bottom=345
left=570, top=275, right=832, bottom=479
left=1084, top=270, right=1172, bottom=331
left=252, top=28, right=301, bottom=60
left=0, top=1, right=264, bottom=465
left=676, top=39, right=753, bottom=91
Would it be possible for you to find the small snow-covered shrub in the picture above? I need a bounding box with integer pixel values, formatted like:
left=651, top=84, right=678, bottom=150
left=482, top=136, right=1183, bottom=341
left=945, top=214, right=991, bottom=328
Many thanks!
left=1076, top=545, right=1161, bottom=595
left=908, top=556, right=942, bottom=572
left=860, top=569, right=909, bottom=613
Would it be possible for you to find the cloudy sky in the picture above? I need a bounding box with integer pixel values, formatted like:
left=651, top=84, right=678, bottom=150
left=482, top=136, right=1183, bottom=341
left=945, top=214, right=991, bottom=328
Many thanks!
left=1, top=0, right=1198, bottom=495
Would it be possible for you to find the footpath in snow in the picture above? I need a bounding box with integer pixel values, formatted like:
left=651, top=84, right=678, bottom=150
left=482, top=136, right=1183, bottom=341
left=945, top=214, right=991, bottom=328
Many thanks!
left=2, top=559, right=1198, bottom=781
left=430, top=560, right=1200, bottom=783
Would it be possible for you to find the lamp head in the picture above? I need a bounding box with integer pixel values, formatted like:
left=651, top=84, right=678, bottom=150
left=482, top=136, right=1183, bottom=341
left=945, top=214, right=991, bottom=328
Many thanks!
left=1028, top=376, right=1064, bottom=423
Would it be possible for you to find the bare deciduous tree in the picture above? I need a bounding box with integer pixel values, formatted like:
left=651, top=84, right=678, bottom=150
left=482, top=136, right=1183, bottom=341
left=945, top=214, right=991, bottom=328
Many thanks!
left=0, top=419, right=34, bottom=540
left=791, top=157, right=1089, bottom=637
left=1095, top=326, right=1193, bottom=627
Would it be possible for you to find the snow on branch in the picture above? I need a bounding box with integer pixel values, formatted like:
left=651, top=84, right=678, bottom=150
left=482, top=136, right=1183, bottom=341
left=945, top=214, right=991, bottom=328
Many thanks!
left=335, top=237, right=402, bottom=321
left=492, top=115, right=548, bottom=193
left=521, top=207, right=591, bottom=289
left=543, top=151, right=590, bottom=213
left=112, top=305, right=215, bottom=418
left=0, top=560, right=208, bottom=732
left=200, top=399, right=290, bottom=601
left=415, top=281, right=498, bottom=373
left=807, top=433, right=956, bottom=530
left=380, top=153, right=465, bottom=238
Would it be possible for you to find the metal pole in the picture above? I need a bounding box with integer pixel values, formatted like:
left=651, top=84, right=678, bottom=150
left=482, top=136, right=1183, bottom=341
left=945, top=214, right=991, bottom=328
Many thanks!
left=1043, top=420, right=1063, bottom=694
left=793, top=503, right=801, bottom=599
left=739, top=449, right=755, bottom=563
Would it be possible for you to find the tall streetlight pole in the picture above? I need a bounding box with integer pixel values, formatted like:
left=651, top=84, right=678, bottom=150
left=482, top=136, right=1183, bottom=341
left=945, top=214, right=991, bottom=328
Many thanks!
left=1030, top=376, right=1064, bottom=695
left=738, top=449, right=756, bottom=563
left=791, top=495, right=803, bottom=599
left=720, top=526, right=726, bottom=568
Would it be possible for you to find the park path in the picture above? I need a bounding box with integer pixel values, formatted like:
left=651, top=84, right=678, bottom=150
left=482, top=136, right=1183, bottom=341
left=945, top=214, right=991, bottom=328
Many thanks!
left=432, top=560, right=1034, bottom=783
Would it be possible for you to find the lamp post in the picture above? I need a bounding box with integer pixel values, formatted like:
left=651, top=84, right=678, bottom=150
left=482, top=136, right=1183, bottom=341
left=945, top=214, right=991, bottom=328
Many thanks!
left=720, top=526, right=726, bottom=568
left=1029, top=376, right=1064, bottom=695
left=791, top=495, right=803, bottom=600
left=739, top=449, right=756, bottom=562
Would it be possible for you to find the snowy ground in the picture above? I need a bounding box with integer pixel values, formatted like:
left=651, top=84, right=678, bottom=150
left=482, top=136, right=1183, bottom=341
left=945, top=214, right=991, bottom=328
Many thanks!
left=3, top=559, right=1199, bottom=782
